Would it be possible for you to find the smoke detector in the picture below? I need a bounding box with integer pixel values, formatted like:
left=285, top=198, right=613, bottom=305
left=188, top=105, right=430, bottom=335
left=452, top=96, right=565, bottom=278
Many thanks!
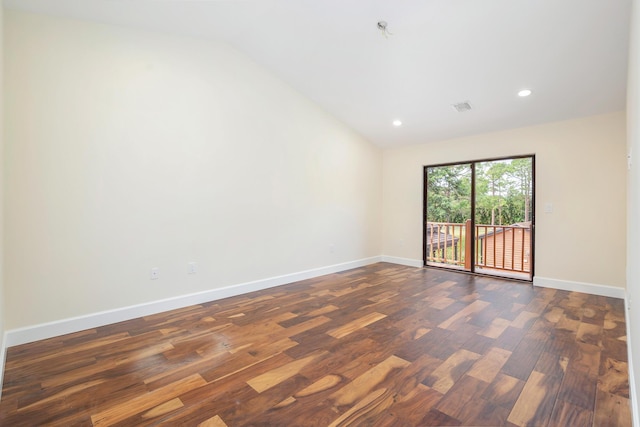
left=452, top=102, right=472, bottom=113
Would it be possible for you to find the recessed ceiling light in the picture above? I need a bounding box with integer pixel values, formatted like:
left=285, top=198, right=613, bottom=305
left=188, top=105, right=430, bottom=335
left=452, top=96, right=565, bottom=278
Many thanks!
left=518, top=89, right=532, bottom=97
left=393, top=120, right=402, bottom=127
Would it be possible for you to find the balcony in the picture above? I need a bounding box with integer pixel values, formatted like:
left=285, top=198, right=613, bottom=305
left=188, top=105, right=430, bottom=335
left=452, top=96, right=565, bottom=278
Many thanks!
left=426, top=221, right=532, bottom=280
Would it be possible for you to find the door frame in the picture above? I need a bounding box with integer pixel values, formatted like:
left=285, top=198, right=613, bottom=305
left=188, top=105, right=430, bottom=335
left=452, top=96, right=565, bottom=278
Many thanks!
left=423, top=154, right=536, bottom=282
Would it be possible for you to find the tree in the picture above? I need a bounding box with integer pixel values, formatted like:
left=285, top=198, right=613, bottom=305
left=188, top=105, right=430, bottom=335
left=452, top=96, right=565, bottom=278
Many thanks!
left=509, top=158, right=533, bottom=222
left=426, top=164, right=471, bottom=223
left=475, top=161, right=510, bottom=225
left=426, top=158, right=532, bottom=226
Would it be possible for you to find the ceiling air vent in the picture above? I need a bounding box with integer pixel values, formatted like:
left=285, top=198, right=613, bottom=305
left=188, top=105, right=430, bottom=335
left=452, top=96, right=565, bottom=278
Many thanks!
left=452, top=102, right=472, bottom=113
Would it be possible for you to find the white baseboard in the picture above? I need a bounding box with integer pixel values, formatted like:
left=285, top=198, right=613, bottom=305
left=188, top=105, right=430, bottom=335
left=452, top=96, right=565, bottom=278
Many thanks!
left=629, top=355, right=639, bottom=427
left=0, top=333, right=6, bottom=401
left=533, top=276, right=626, bottom=299
left=381, top=255, right=423, bottom=268
left=625, top=296, right=640, bottom=427
left=5, top=256, right=382, bottom=348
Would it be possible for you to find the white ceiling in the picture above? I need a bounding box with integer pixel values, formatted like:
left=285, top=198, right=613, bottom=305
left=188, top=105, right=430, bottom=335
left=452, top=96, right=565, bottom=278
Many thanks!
left=4, top=0, right=633, bottom=147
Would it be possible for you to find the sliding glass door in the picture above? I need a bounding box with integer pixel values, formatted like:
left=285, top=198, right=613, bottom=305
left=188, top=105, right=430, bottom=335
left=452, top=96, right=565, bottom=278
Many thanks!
left=424, top=156, right=534, bottom=281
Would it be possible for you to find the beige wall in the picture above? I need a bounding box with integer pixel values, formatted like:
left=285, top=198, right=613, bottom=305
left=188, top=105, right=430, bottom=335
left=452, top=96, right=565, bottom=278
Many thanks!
left=383, top=112, right=627, bottom=287
left=627, top=0, right=640, bottom=418
left=3, top=10, right=382, bottom=329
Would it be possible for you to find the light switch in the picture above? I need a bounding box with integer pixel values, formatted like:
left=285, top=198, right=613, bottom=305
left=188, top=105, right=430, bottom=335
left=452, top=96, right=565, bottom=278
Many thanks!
left=544, top=203, right=553, bottom=213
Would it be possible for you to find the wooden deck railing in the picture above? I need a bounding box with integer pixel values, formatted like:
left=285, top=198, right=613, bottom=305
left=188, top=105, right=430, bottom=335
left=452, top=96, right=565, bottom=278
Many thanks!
left=425, top=221, right=471, bottom=268
left=426, top=221, right=531, bottom=275
left=475, top=224, right=531, bottom=273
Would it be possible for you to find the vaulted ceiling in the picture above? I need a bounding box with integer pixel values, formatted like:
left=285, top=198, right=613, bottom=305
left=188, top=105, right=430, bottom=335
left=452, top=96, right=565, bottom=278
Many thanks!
left=4, top=0, right=633, bottom=147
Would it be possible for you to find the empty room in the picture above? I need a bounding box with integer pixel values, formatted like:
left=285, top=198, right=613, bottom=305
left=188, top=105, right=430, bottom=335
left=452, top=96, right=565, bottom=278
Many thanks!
left=0, top=0, right=639, bottom=426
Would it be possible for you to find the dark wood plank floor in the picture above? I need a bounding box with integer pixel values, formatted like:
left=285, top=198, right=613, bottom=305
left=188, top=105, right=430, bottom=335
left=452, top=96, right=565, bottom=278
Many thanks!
left=0, top=263, right=632, bottom=426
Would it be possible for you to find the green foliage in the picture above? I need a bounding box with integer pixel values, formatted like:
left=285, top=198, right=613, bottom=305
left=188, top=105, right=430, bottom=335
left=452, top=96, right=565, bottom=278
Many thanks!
left=427, top=158, right=533, bottom=225
left=426, top=164, right=471, bottom=224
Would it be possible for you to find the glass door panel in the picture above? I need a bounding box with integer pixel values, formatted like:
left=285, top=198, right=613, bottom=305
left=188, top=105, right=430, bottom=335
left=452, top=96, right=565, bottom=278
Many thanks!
left=425, top=163, right=472, bottom=271
left=474, top=158, right=533, bottom=280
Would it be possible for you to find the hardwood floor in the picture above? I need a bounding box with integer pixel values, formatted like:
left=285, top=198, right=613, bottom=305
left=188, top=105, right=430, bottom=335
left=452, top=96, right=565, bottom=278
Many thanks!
left=0, top=263, right=632, bottom=426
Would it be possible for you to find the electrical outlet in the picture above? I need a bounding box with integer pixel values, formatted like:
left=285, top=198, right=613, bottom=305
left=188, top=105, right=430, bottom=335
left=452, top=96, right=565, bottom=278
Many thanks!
left=188, top=262, right=197, bottom=274
left=150, top=267, right=159, bottom=280
left=329, top=244, right=335, bottom=253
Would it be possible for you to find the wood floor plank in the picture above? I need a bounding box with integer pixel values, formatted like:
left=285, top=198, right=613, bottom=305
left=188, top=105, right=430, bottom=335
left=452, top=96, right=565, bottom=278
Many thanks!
left=423, top=349, right=482, bottom=394
left=199, top=351, right=291, bottom=387
left=17, top=379, right=106, bottom=412
left=463, top=399, right=510, bottom=426
left=478, top=317, right=511, bottom=339
left=593, top=389, right=632, bottom=427
left=0, top=263, right=630, bottom=426
left=420, top=409, right=463, bottom=426
left=433, top=374, right=489, bottom=421
left=466, top=347, right=512, bottom=383
left=480, top=372, right=525, bottom=409
left=570, top=342, right=601, bottom=377
left=328, top=387, right=395, bottom=427
left=197, top=414, right=229, bottom=427
left=437, top=300, right=490, bottom=330
left=246, top=351, right=326, bottom=393
left=141, top=397, right=184, bottom=419
left=295, top=374, right=343, bottom=398
left=510, top=310, right=539, bottom=329
left=326, top=312, right=387, bottom=339
left=159, top=382, right=257, bottom=426
left=295, top=337, right=377, bottom=381
left=556, top=367, right=597, bottom=410
left=330, top=354, right=410, bottom=408
left=387, top=383, right=442, bottom=425
left=90, top=374, right=207, bottom=426
left=500, top=331, right=547, bottom=380
left=534, top=351, right=568, bottom=379
left=548, top=400, right=593, bottom=427
left=598, top=357, right=630, bottom=396
left=576, top=322, right=603, bottom=346
left=506, top=370, right=560, bottom=427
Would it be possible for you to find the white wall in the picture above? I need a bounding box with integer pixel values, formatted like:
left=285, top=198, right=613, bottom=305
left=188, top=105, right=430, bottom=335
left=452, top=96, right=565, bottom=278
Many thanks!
left=0, top=3, right=6, bottom=389
left=3, top=10, right=382, bottom=329
left=382, top=112, right=627, bottom=288
left=627, top=0, right=640, bottom=421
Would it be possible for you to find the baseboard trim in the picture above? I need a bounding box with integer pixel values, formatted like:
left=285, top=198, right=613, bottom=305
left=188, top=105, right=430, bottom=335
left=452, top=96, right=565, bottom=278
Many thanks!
left=533, top=276, right=625, bottom=299
left=625, top=295, right=639, bottom=427
left=381, top=255, right=423, bottom=268
left=5, top=256, right=383, bottom=348
left=0, top=333, right=6, bottom=400
left=629, top=355, right=639, bottom=427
